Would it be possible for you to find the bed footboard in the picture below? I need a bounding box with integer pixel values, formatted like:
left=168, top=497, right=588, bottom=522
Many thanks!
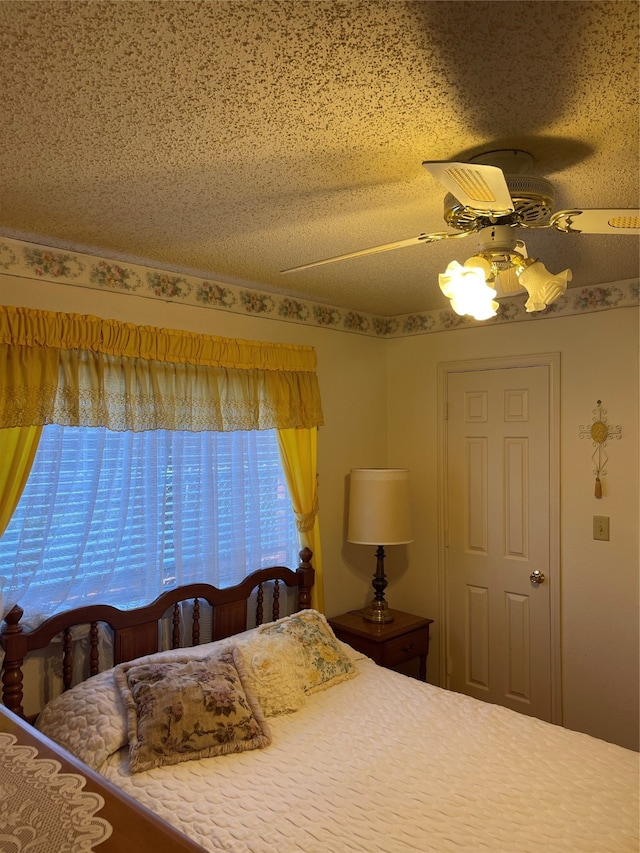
left=1, top=548, right=314, bottom=718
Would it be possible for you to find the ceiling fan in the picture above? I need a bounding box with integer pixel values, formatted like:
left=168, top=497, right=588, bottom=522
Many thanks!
left=282, top=149, right=640, bottom=319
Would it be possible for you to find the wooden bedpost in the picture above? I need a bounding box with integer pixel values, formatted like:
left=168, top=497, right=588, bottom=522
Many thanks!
left=296, top=548, right=315, bottom=611
left=0, top=604, right=27, bottom=717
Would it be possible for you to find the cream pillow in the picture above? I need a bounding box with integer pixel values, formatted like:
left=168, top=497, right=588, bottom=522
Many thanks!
left=233, top=631, right=307, bottom=716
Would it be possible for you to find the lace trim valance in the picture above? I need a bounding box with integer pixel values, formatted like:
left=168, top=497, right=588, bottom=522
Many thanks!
left=0, top=306, right=324, bottom=431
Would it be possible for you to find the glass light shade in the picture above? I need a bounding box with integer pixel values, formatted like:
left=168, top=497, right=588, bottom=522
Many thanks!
left=347, top=468, right=413, bottom=545
left=439, top=259, right=499, bottom=321
left=464, top=255, right=493, bottom=279
left=518, top=260, right=572, bottom=312
left=492, top=265, right=518, bottom=296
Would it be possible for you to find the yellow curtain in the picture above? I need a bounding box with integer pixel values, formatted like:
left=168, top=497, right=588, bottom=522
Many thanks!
left=277, top=427, right=324, bottom=611
left=0, top=306, right=324, bottom=432
left=0, top=425, right=42, bottom=537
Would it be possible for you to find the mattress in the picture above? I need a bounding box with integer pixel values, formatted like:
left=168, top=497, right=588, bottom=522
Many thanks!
left=98, top=655, right=639, bottom=853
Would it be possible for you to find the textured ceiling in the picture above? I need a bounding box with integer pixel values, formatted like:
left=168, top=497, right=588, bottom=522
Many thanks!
left=0, top=0, right=638, bottom=316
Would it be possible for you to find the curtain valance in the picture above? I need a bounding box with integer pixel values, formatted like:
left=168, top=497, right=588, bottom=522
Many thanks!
left=0, top=306, right=324, bottom=432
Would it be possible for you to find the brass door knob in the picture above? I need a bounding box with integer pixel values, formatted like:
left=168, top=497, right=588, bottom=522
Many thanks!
left=530, top=570, right=545, bottom=584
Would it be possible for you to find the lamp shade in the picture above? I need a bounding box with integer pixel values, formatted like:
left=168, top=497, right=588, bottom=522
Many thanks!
left=347, top=468, right=413, bottom=545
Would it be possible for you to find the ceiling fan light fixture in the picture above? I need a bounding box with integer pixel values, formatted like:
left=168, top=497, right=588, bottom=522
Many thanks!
left=439, top=259, right=499, bottom=321
left=477, top=251, right=528, bottom=294
left=517, top=258, right=572, bottom=312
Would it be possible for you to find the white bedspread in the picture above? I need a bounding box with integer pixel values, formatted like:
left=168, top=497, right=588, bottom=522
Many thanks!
left=99, top=656, right=639, bottom=853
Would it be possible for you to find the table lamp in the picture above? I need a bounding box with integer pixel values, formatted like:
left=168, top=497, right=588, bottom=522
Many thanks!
left=347, top=468, right=413, bottom=624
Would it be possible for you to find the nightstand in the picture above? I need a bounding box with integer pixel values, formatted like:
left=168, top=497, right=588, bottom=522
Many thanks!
left=328, top=609, right=433, bottom=681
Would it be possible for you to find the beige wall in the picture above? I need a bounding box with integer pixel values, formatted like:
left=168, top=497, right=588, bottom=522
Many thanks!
left=1, top=275, right=638, bottom=749
left=386, top=308, right=639, bottom=750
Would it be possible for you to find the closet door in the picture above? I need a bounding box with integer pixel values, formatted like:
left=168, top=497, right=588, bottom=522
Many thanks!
left=445, top=363, right=555, bottom=721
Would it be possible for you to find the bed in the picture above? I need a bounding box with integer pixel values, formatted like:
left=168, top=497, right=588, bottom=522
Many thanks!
left=1, top=549, right=638, bottom=853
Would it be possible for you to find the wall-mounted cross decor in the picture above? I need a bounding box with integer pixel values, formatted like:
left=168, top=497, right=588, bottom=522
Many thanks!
left=578, top=400, right=623, bottom=498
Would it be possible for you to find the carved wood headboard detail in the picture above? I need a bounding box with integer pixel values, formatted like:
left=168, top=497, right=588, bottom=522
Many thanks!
left=1, top=548, right=314, bottom=719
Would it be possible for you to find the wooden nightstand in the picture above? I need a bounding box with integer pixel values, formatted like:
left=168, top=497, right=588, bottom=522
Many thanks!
left=328, top=609, right=433, bottom=681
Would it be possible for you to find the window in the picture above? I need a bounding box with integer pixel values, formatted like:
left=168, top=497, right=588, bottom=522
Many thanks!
left=0, top=425, right=299, bottom=620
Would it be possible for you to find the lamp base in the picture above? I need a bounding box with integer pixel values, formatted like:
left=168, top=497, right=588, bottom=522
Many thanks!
left=363, top=601, right=395, bottom=624
left=362, top=545, right=396, bottom=623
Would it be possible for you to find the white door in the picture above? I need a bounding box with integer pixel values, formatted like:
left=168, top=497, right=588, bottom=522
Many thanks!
left=444, top=363, right=557, bottom=722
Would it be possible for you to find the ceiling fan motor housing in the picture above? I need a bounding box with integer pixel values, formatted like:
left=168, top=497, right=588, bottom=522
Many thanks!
left=443, top=175, right=556, bottom=231
left=474, top=225, right=528, bottom=284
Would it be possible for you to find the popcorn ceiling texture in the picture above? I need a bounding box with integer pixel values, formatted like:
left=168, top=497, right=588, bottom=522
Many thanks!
left=0, top=1, right=638, bottom=316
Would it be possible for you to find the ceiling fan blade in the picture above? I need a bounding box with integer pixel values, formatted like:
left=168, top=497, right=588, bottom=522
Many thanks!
left=281, top=230, right=471, bottom=274
left=549, top=209, right=640, bottom=234
left=422, top=160, right=514, bottom=216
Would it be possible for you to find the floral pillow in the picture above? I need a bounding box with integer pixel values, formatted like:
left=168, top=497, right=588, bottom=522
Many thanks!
left=114, top=646, right=271, bottom=774
left=233, top=631, right=308, bottom=716
left=35, top=635, right=252, bottom=770
left=258, top=609, right=357, bottom=694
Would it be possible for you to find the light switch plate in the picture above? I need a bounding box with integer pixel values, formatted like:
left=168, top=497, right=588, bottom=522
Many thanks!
left=593, top=516, right=610, bottom=541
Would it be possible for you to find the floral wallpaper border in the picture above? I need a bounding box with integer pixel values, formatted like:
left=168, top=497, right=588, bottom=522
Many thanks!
left=0, top=236, right=637, bottom=338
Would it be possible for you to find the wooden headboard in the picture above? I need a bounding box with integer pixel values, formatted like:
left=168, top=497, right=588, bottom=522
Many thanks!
left=0, top=548, right=314, bottom=719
